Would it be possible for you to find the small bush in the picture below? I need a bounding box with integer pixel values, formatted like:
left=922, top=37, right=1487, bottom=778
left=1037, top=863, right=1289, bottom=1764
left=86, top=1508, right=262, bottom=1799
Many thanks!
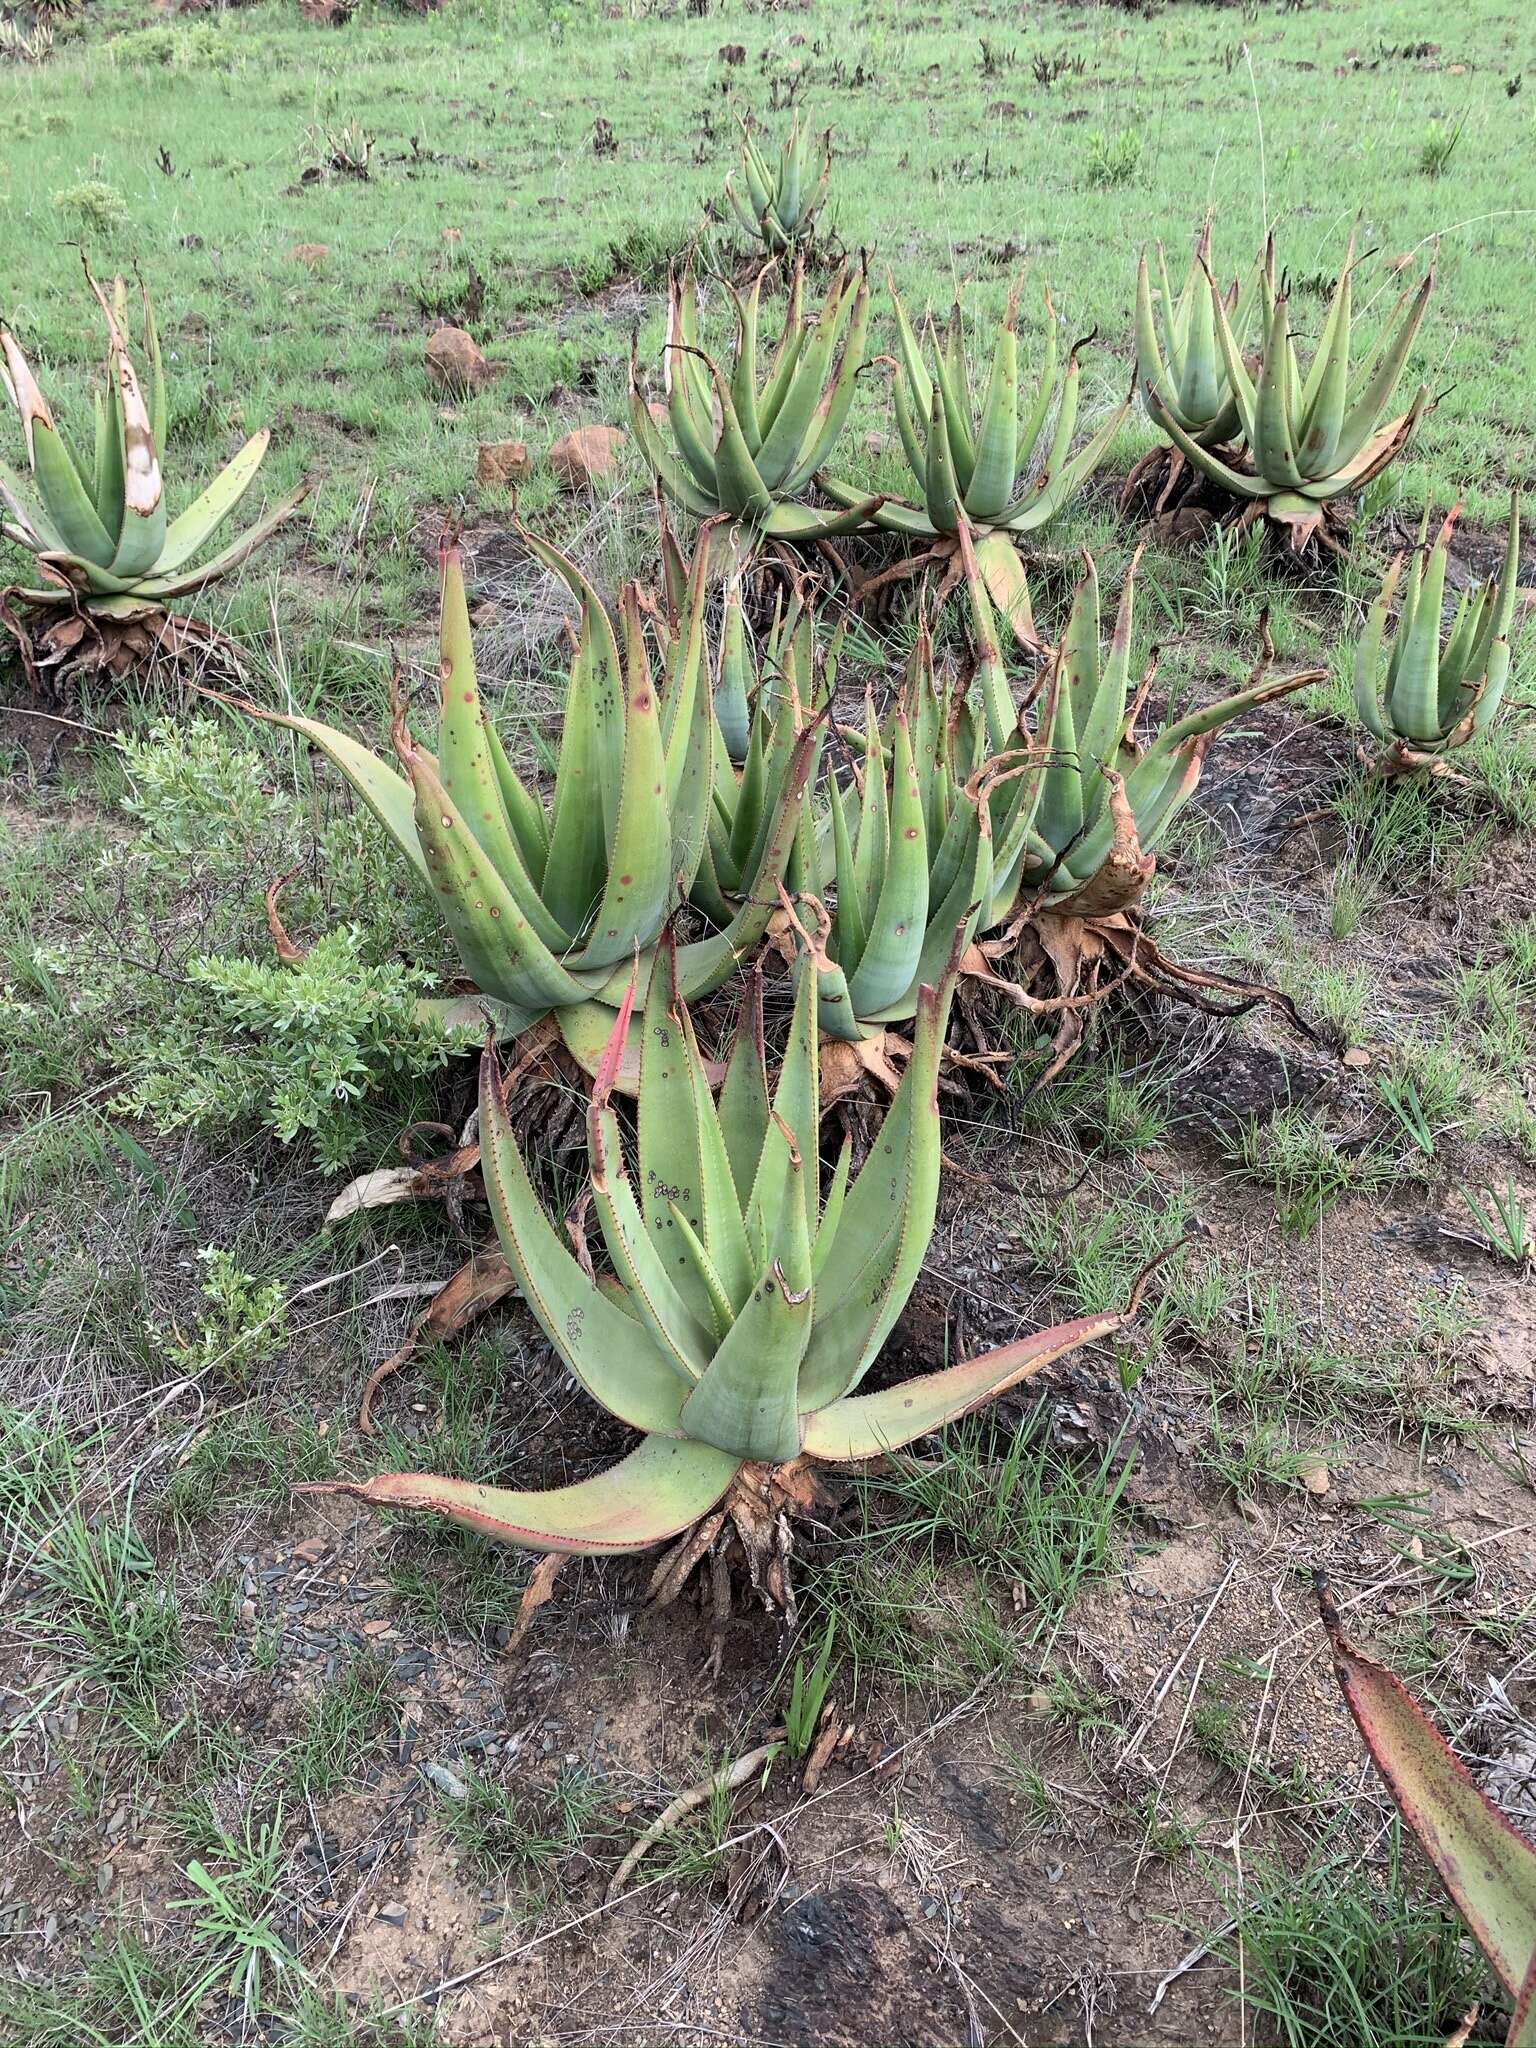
left=115, top=928, right=466, bottom=1174
left=154, top=1249, right=287, bottom=1386
left=1083, top=128, right=1142, bottom=188
left=51, top=180, right=129, bottom=233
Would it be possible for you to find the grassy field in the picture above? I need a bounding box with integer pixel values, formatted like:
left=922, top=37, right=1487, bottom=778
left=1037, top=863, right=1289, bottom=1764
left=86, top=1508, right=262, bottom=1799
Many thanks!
left=2, top=0, right=1535, bottom=2043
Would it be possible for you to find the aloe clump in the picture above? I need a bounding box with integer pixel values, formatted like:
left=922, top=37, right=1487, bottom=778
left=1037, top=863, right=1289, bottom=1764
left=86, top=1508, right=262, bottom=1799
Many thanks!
left=306, top=941, right=1153, bottom=1594
left=1143, top=227, right=1435, bottom=549
left=1133, top=212, right=1262, bottom=454
left=241, top=530, right=813, bottom=1065
left=1, top=266, right=304, bottom=645
left=1353, top=492, right=1521, bottom=773
left=630, top=256, right=881, bottom=542
left=807, top=581, right=1048, bottom=1046
left=831, top=272, right=1130, bottom=573
left=1020, top=548, right=1325, bottom=915
left=725, top=115, right=831, bottom=257
left=693, top=568, right=835, bottom=927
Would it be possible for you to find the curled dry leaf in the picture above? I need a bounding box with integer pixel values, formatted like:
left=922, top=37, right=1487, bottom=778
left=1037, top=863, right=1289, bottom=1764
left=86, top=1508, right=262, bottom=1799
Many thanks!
left=358, top=1247, right=517, bottom=1432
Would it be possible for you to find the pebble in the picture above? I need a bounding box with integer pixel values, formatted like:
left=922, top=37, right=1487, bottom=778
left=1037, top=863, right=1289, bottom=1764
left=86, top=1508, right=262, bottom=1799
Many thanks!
left=422, top=1762, right=469, bottom=1801
left=377, top=1902, right=408, bottom=1928
left=95, top=1862, right=113, bottom=1897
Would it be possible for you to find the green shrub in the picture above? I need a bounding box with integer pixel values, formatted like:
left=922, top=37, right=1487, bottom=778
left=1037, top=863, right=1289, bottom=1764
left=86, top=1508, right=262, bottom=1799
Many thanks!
left=115, top=928, right=465, bottom=1174
left=154, top=1249, right=288, bottom=1386
left=51, top=180, right=129, bottom=233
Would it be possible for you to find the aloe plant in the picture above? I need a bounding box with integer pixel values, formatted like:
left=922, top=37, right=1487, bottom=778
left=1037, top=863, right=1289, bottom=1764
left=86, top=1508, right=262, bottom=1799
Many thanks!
left=1354, top=491, right=1521, bottom=773
left=725, top=115, right=831, bottom=257
left=1133, top=213, right=1262, bottom=455
left=693, top=567, right=834, bottom=927
left=819, top=271, right=1128, bottom=629
left=306, top=940, right=1154, bottom=1586
left=240, top=529, right=814, bottom=1068
left=1320, top=1583, right=1536, bottom=2045
left=630, top=256, right=880, bottom=543
left=1, top=267, right=304, bottom=625
left=1143, top=227, right=1435, bottom=549
left=1019, top=548, right=1326, bottom=915
left=806, top=561, right=1053, bottom=1045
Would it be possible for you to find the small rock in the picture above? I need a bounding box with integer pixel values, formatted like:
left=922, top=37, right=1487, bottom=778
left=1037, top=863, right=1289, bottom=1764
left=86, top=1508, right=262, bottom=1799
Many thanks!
left=1299, top=1459, right=1331, bottom=1497
left=442, top=227, right=462, bottom=243
left=548, top=423, right=627, bottom=491
left=425, top=326, right=496, bottom=398
left=377, top=1901, right=408, bottom=1928
left=422, top=1761, right=469, bottom=1801
left=95, top=1862, right=114, bottom=1897
left=1341, top=1046, right=1372, bottom=1069
left=476, top=439, right=531, bottom=488
left=287, top=242, right=331, bottom=266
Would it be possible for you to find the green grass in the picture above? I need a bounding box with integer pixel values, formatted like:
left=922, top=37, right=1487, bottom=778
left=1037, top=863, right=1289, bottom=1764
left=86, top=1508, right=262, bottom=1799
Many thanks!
left=2, top=0, right=1531, bottom=662
left=1209, top=1831, right=1503, bottom=2048
left=804, top=1406, right=1138, bottom=1688
left=285, top=1655, right=391, bottom=1798
left=433, top=1759, right=617, bottom=1905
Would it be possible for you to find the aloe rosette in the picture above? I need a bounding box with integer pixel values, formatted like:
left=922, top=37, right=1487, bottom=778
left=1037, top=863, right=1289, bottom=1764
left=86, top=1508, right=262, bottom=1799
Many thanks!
left=1018, top=548, right=1325, bottom=916
left=0, top=268, right=304, bottom=620
left=807, top=569, right=1051, bottom=1046
left=693, top=568, right=835, bottom=927
left=243, top=528, right=814, bottom=1063
left=630, top=256, right=881, bottom=542
left=1143, top=227, right=1435, bottom=549
left=1353, top=490, right=1521, bottom=773
left=307, top=939, right=1153, bottom=1578
left=1133, top=212, right=1262, bottom=455
left=821, top=271, right=1129, bottom=624
left=725, top=114, right=831, bottom=257
left=961, top=533, right=1324, bottom=1082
